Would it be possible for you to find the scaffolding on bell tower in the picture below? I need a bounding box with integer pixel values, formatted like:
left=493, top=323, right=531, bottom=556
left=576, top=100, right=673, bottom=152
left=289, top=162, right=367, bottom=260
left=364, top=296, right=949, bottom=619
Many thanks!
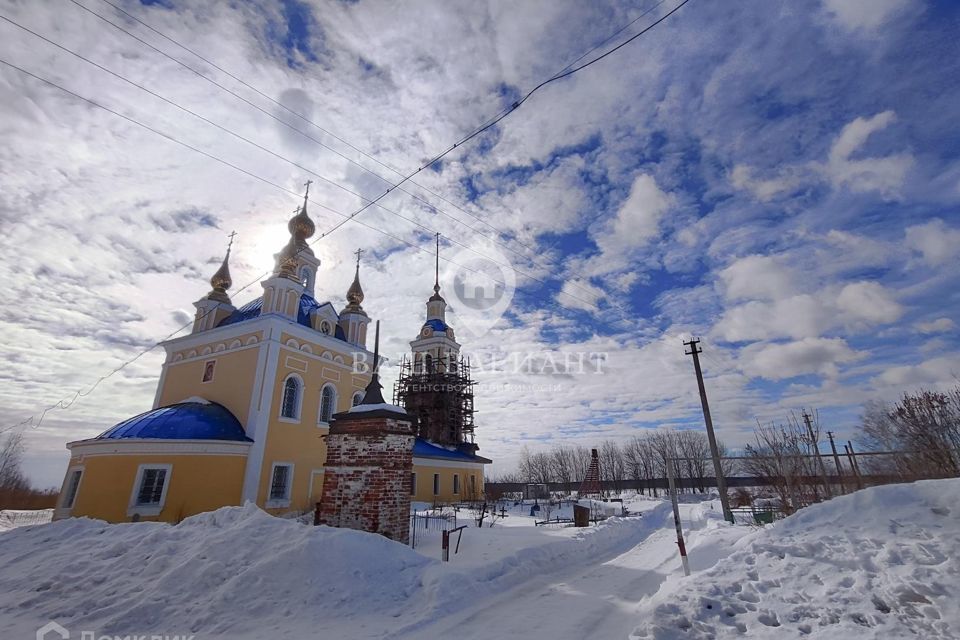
left=393, top=353, right=477, bottom=449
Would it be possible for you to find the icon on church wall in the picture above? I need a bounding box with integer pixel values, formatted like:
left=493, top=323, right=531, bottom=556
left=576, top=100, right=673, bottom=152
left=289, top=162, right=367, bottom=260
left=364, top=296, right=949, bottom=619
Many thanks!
left=447, top=240, right=515, bottom=338
left=201, top=360, right=216, bottom=383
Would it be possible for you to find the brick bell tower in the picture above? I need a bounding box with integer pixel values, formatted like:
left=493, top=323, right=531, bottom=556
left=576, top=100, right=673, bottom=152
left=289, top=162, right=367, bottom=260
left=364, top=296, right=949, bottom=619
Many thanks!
left=317, top=322, right=415, bottom=544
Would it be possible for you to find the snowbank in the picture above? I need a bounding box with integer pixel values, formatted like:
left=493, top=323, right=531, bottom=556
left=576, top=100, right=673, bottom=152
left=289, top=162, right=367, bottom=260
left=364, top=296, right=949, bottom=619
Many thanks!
left=632, top=479, right=960, bottom=639
left=0, top=501, right=668, bottom=639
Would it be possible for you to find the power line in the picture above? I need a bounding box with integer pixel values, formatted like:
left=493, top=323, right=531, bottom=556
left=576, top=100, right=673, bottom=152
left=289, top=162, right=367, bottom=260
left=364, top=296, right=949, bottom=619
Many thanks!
left=2, top=0, right=691, bottom=430
left=0, top=59, right=613, bottom=431
left=0, top=13, right=555, bottom=282
left=71, top=0, right=685, bottom=312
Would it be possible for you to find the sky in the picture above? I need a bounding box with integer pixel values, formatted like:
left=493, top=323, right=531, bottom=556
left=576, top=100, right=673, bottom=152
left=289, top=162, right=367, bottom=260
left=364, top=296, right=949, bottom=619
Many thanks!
left=1, top=0, right=958, bottom=488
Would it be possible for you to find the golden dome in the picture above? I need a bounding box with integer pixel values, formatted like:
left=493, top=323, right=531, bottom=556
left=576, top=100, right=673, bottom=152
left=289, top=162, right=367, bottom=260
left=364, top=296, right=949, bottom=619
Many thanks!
left=288, top=180, right=315, bottom=241
left=275, top=236, right=300, bottom=281
left=207, top=235, right=234, bottom=304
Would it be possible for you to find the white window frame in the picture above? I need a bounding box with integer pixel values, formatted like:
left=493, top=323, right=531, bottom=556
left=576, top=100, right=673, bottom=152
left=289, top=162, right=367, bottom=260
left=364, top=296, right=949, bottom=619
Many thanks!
left=433, top=473, right=440, bottom=496
left=59, top=465, right=84, bottom=512
left=318, top=383, right=338, bottom=426
left=279, top=374, right=304, bottom=423
left=266, top=462, right=294, bottom=508
left=127, top=463, right=172, bottom=517
left=453, top=473, right=460, bottom=495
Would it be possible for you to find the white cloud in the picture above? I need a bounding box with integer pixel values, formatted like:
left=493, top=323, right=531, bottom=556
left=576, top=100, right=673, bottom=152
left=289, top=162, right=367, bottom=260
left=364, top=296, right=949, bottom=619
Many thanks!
left=875, top=355, right=960, bottom=387
left=905, top=218, right=960, bottom=267
left=821, top=0, right=913, bottom=32
left=915, top=318, right=956, bottom=335
left=729, top=164, right=805, bottom=202
left=742, top=337, right=863, bottom=381
left=585, top=174, right=673, bottom=275
left=718, top=254, right=796, bottom=302
left=731, top=111, right=912, bottom=201
left=824, top=111, right=913, bottom=198
left=835, top=281, right=903, bottom=325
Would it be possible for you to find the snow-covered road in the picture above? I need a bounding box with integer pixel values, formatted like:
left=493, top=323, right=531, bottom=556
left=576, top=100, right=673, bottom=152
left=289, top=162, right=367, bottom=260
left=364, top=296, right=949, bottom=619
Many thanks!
left=394, top=500, right=746, bottom=640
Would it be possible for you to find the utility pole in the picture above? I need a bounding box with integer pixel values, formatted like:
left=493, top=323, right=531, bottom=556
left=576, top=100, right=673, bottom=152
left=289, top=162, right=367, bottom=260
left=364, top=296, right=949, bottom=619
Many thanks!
left=683, top=339, right=733, bottom=523
left=802, top=411, right=832, bottom=498
left=826, top=431, right=846, bottom=494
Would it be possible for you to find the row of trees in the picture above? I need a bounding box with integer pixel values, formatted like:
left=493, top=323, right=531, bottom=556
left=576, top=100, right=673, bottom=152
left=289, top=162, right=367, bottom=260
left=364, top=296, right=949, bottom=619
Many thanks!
left=495, top=430, right=732, bottom=496
left=860, top=386, right=960, bottom=477
left=0, top=430, right=58, bottom=509
left=493, top=386, right=960, bottom=513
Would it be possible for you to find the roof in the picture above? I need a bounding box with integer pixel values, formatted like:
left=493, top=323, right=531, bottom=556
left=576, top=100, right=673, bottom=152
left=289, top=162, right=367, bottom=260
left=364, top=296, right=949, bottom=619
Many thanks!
left=96, top=401, right=252, bottom=442
left=423, top=318, right=449, bottom=332
left=413, top=438, right=491, bottom=464
left=218, top=293, right=347, bottom=340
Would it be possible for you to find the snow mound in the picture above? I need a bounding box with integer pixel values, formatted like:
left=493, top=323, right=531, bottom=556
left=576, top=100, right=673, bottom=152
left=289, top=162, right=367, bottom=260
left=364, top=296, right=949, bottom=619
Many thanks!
left=0, top=503, right=432, bottom=638
left=0, top=501, right=668, bottom=639
left=632, top=479, right=960, bottom=639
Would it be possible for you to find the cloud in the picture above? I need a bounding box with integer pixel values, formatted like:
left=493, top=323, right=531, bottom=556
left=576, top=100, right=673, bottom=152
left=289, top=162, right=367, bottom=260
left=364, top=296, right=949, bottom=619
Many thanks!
left=731, top=111, right=913, bottom=201
left=875, top=355, right=960, bottom=388
left=915, top=318, right=956, bottom=335
left=584, top=173, right=673, bottom=275
left=742, top=337, right=863, bottom=381
left=821, top=0, right=913, bottom=32
left=835, top=281, right=903, bottom=325
left=905, top=218, right=960, bottom=267
left=713, top=280, right=902, bottom=343
left=825, top=111, right=914, bottom=198
left=718, top=254, right=796, bottom=302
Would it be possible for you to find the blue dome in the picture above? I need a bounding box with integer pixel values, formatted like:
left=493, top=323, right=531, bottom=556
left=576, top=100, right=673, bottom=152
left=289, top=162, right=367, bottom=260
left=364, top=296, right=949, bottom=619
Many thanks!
left=96, top=402, right=252, bottom=442
left=424, top=318, right=448, bottom=332
left=218, top=294, right=347, bottom=340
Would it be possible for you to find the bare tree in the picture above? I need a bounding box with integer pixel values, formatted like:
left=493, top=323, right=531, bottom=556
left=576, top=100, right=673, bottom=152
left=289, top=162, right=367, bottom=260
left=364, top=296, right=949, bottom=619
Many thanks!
left=860, top=387, right=960, bottom=478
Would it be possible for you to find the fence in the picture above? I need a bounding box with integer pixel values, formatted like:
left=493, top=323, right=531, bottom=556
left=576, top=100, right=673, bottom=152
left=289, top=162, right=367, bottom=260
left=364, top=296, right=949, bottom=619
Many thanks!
left=409, top=509, right=457, bottom=549
left=665, top=448, right=960, bottom=576
left=0, top=509, right=54, bottom=529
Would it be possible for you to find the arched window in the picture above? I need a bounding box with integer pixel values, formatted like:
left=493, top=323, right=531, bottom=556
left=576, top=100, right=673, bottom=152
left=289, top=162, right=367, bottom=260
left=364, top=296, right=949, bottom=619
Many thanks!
left=300, top=266, right=314, bottom=291
left=352, top=392, right=364, bottom=407
left=425, top=354, right=433, bottom=373
left=281, top=377, right=301, bottom=419
left=319, top=385, right=337, bottom=424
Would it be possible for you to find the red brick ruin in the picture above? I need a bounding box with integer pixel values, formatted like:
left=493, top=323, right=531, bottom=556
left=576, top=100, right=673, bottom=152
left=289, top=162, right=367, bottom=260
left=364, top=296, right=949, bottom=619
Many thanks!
left=317, top=322, right=415, bottom=544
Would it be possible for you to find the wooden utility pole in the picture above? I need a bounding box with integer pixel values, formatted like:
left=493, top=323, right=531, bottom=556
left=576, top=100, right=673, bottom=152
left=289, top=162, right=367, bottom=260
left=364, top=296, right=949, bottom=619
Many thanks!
left=826, top=431, right=846, bottom=494
left=666, top=458, right=690, bottom=576
left=683, top=339, right=733, bottom=523
left=802, top=411, right=833, bottom=498
left=844, top=442, right=864, bottom=490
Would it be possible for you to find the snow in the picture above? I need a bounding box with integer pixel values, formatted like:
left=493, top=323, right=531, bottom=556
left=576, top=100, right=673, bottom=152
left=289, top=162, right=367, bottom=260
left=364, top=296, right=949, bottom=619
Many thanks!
left=631, top=479, right=960, bottom=639
left=0, top=499, right=669, bottom=639
left=178, top=396, right=211, bottom=404
left=1, top=481, right=956, bottom=640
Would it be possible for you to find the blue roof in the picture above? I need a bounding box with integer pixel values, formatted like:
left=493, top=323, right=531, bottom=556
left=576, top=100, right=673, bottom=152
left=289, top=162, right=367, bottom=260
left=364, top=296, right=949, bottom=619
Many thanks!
left=413, top=437, right=485, bottom=462
left=424, top=318, right=448, bottom=332
left=218, top=293, right=347, bottom=340
left=96, top=402, right=252, bottom=442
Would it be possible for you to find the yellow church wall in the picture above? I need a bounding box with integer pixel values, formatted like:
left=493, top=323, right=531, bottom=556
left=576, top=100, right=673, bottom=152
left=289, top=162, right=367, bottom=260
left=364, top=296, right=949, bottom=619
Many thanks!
left=411, top=461, right=485, bottom=504
left=57, top=451, right=246, bottom=524
left=256, top=342, right=371, bottom=513
left=157, top=344, right=261, bottom=425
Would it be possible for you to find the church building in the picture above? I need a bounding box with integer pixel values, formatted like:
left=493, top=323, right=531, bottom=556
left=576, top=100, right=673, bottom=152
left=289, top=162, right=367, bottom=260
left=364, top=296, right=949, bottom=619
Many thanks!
left=53, top=187, right=490, bottom=524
